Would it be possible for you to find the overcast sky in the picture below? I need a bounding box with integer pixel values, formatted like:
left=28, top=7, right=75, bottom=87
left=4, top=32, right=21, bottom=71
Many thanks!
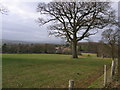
left=1, top=0, right=119, bottom=44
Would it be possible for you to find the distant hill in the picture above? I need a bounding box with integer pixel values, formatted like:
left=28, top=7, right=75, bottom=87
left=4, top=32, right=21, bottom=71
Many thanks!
left=2, top=39, right=32, bottom=44
left=2, top=39, right=100, bottom=45
left=2, top=39, right=65, bottom=44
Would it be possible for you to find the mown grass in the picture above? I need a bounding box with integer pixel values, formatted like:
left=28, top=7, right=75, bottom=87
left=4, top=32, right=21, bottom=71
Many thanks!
left=2, top=53, right=112, bottom=88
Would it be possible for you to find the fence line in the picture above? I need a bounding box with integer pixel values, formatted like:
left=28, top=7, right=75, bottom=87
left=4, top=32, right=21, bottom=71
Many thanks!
left=68, top=59, right=118, bottom=88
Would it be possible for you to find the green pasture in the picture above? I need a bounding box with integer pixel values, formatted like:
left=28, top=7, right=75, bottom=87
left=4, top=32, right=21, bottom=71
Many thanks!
left=2, top=53, right=112, bottom=88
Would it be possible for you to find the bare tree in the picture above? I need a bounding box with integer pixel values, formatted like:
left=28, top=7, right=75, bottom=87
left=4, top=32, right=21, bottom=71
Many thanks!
left=102, top=28, right=119, bottom=60
left=118, top=31, right=120, bottom=81
left=37, top=2, right=116, bottom=58
left=118, top=1, right=120, bottom=82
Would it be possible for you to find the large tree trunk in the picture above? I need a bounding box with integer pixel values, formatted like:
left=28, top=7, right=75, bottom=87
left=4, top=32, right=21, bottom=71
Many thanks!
left=118, top=57, right=120, bottom=81
left=118, top=38, right=120, bottom=81
left=111, top=45, right=115, bottom=60
left=118, top=56, right=120, bottom=77
left=72, top=41, right=78, bottom=58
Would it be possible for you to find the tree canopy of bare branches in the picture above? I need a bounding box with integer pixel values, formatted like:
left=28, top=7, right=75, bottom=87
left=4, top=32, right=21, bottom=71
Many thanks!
left=102, top=28, right=119, bottom=60
left=37, top=2, right=116, bottom=58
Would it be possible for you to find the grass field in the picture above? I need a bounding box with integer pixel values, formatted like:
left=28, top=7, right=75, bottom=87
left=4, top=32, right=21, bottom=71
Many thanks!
left=2, top=53, right=112, bottom=88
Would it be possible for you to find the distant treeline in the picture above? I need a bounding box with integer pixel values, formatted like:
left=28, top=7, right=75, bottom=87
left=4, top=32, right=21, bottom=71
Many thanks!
left=2, top=43, right=71, bottom=54
left=2, top=42, right=118, bottom=58
left=2, top=43, right=57, bottom=54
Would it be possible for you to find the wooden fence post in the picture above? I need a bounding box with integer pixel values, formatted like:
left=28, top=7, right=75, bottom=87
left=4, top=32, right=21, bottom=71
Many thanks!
left=69, top=80, right=74, bottom=90
left=104, top=65, right=107, bottom=87
left=111, top=60, right=115, bottom=80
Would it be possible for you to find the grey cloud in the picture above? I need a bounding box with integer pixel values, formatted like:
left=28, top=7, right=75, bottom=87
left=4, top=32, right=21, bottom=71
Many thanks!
left=2, top=1, right=118, bottom=43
